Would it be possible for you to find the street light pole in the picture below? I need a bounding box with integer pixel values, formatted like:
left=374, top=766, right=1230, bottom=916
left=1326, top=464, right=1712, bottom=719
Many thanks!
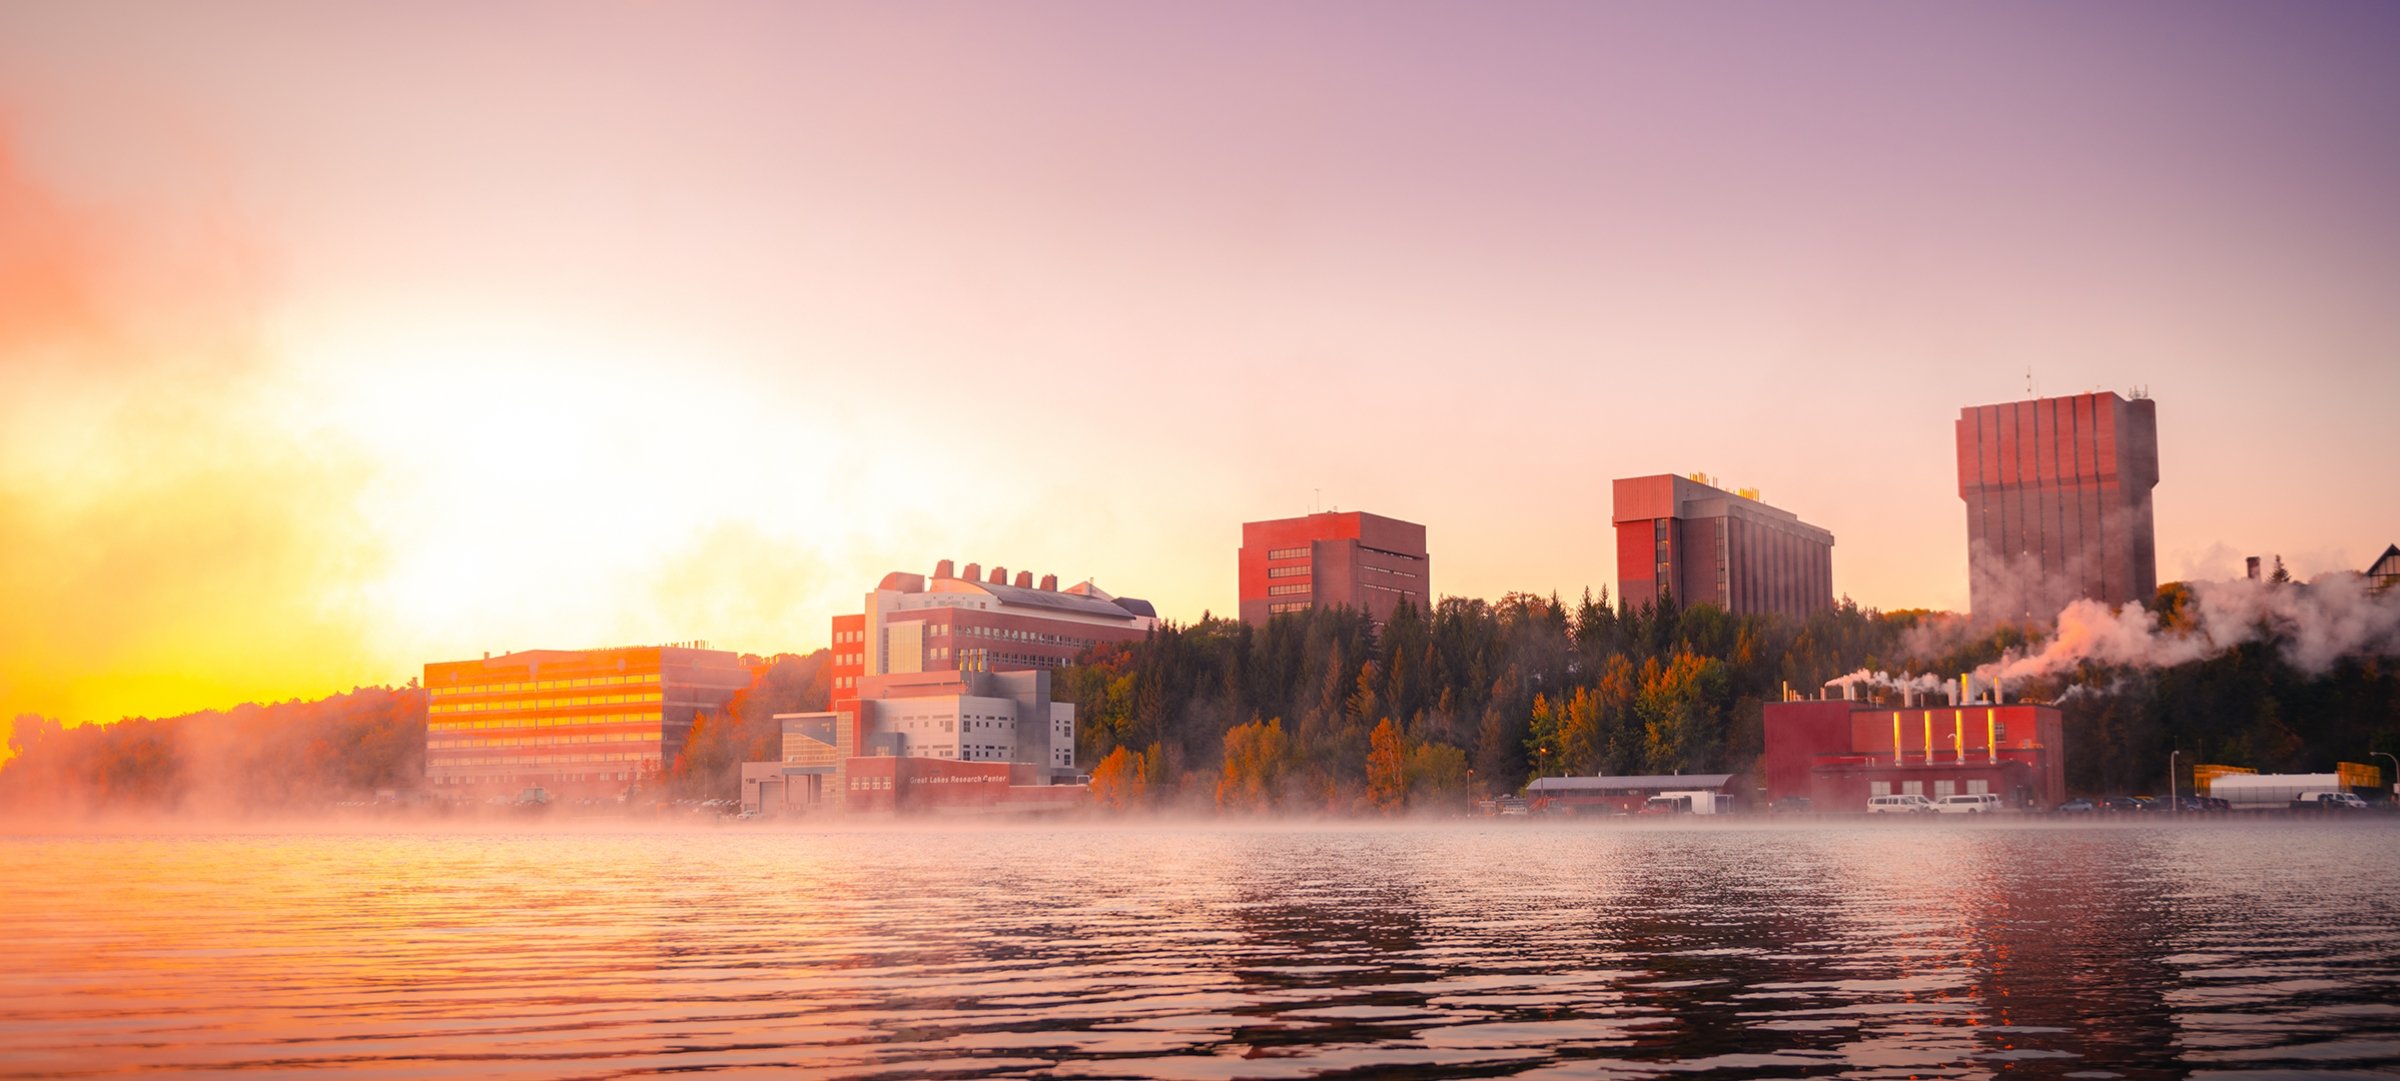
left=2169, top=749, right=2180, bottom=815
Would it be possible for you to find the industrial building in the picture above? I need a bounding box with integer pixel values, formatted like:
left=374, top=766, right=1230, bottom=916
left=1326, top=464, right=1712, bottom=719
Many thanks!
left=1612, top=474, right=1833, bottom=622
left=1523, top=773, right=1741, bottom=815
left=1238, top=510, right=1431, bottom=625
left=1762, top=696, right=2066, bottom=811
left=424, top=644, right=749, bottom=796
left=740, top=668, right=1085, bottom=815
left=1957, top=390, right=2160, bottom=621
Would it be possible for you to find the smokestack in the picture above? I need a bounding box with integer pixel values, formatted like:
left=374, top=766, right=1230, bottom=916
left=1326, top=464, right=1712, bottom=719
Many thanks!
left=1014, top=571, right=1032, bottom=588
left=1039, top=573, right=1057, bottom=591
left=936, top=559, right=955, bottom=579
left=963, top=562, right=981, bottom=582
left=1842, top=681, right=1855, bottom=702
left=2247, top=556, right=2262, bottom=581
left=989, top=565, right=1008, bottom=584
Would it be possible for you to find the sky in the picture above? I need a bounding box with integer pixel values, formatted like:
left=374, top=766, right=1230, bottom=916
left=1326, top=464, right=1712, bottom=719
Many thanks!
left=2, top=1, right=2396, bottom=734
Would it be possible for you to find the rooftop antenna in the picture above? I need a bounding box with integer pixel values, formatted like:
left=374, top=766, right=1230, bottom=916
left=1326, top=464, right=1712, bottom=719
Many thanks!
left=2026, top=366, right=2035, bottom=396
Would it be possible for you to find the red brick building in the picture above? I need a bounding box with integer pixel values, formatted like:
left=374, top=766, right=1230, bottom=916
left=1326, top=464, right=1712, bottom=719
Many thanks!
left=1762, top=698, right=2067, bottom=811
left=1957, top=390, right=2160, bottom=621
left=1238, top=511, right=1430, bottom=625
left=1613, top=475, right=1833, bottom=622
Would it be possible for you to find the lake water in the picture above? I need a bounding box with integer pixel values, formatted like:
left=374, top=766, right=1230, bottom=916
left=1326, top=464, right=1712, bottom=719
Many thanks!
left=3, top=818, right=2397, bottom=1079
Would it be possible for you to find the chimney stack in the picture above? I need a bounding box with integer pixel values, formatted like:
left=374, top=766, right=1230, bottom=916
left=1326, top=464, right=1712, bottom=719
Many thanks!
left=989, top=565, right=1008, bottom=584
left=1039, top=573, right=1058, bottom=591
left=1014, top=570, right=1032, bottom=588
left=2246, top=556, right=2262, bottom=581
left=935, top=559, right=956, bottom=579
left=963, top=562, right=981, bottom=582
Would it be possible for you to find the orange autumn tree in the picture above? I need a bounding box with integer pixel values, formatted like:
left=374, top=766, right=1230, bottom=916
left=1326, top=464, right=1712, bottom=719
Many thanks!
left=1215, top=717, right=1288, bottom=812
left=1365, top=717, right=1408, bottom=814
left=1089, top=745, right=1146, bottom=812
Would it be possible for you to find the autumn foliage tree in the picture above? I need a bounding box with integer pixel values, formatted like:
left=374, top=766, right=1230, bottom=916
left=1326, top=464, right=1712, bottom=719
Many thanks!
left=1215, top=717, right=1289, bottom=812
left=667, top=650, right=831, bottom=799
left=1365, top=717, right=1407, bottom=814
left=1089, top=745, right=1146, bottom=812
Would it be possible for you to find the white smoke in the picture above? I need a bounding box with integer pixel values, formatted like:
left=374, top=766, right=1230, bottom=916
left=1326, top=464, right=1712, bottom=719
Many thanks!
left=1823, top=669, right=1950, bottom=703
left=1977, top=572, right=2400, bottom=688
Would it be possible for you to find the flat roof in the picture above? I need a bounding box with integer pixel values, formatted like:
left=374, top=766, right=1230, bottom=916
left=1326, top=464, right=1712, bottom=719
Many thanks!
left=1526, top=774, right=1737, bottom=794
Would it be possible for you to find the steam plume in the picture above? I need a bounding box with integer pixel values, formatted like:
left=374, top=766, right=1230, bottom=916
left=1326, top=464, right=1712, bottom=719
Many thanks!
left=1977, top=573, right=2400, bottom=688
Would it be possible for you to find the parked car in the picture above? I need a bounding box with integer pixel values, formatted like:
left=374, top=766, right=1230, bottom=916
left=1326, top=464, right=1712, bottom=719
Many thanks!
left=1934, top=793, right=2004, bottom=814
left=1867, top=793, right=1938, bottom=814
left=2056, top=798, right=2096, bottom=814
left=2101, top=796, right=2156, bottom=812
left=2291, top=791, right=2369, bottom=811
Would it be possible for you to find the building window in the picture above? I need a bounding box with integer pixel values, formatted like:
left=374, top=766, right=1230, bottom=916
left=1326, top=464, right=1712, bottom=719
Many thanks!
left=1871, top=781, right=1891, bottom=797
left=1267, top=584, right=1310, bottom=597
left=1267, top=547, right=1308, bottom=560
left=1267, top=565, right=1311, bottom=579
left=1967, top=779, right=1989, bottom=795
left=1934, top=780, right=1956, bottom=798
left=1902, top=781, right=1923, bottom=796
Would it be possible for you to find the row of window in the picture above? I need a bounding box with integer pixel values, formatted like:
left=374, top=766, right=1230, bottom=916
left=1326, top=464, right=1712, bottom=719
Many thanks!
left=430, top=752, right=659, bottom=768
left=430, top=732, right=658, bottom=749
left=432, top=674, right=660, bottom=697
left=1361, top=582, right=1423, bottom=597
left=834, top=628, right=863, bottom=644
left=1266, top=547, right=1309, bottom=560
left=1268, top=584, right=1311, bottom=597
left=1869, top=779, right=1993, bottom=797
left=1267, top=565, right=1311, bottom=579
left=1269, top=601, right=1312, bottom=614
left=430, top=712, right=660, bottom=732
left=835, top=651, right=862, bottom=667
left=434, top=772, right=640, bottom=784
left=432, top=692, right=664, bottom=715
left=1362, top=564, right=1421, bottom=579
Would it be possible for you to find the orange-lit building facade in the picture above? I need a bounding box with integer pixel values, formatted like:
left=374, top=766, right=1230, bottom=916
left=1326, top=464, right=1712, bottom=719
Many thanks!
left=1237, top=511, right=1430, bottom=625
left=424, top=645, right=748, bottom=795
left=1762, top=698, right=2067, bottom=810
left=1958, top=390, right=2160, bottom=620
left=1613, top=475, right=1833, bottom=622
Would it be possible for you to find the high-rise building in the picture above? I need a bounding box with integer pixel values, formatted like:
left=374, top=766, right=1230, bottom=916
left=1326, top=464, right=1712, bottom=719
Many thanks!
left=1956, top=390, right=2159, bottom=620
left=1612, top=474, right=1833, bottom=622
left=423, top=644, right=749, bottom=796
left=1237, top=511, right=1430, bottom=625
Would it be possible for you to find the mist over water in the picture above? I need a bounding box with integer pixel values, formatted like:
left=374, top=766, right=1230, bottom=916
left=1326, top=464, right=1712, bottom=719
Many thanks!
left=3, top=820, right=2396, bottom=1079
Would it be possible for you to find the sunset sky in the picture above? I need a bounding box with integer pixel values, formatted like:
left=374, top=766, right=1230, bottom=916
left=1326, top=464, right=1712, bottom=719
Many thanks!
left=3, top=2, right=2396, bottom=735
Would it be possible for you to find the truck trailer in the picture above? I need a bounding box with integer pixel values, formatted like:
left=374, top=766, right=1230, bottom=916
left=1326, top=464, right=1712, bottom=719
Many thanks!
left=2206, top=773, right=2344, bottom=810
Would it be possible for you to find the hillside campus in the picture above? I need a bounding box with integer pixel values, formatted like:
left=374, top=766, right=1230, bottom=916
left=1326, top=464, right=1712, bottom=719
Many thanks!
left=417, top=390, right=2399, bottom=815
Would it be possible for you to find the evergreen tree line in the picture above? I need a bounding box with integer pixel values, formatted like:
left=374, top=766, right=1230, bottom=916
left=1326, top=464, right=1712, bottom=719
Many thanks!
left=1057, top=584, right=2400, bottom=811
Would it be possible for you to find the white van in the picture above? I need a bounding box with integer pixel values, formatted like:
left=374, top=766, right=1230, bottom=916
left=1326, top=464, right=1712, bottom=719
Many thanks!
left=1934, top=793, right=2004, bottom=814
left=1867, top=793, right=1936, bottom=814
